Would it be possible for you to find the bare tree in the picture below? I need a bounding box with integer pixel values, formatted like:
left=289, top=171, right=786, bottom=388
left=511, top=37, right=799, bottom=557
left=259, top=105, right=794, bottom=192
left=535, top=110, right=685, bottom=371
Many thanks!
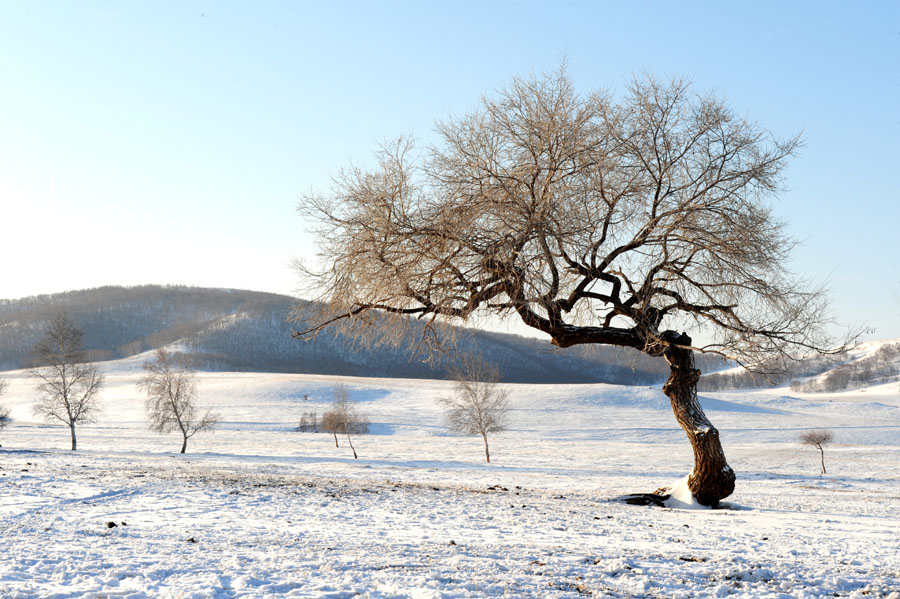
left=293, top=66, right=852, bottom=506
left=320, top=409, right=343, bottom=448
left=440, top=358, right=509, bottom=463
left=800, top=429, right=834, bottom=475
left=320, top=384, right=367, bottom=458
left=30, top=314, right=103, bottom=451
left=138, top=349, right=218, bottom=454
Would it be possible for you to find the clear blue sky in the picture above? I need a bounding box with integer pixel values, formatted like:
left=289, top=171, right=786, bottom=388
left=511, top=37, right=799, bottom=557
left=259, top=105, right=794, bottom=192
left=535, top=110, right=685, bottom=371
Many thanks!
left=1, top=1, right=898, bottom=340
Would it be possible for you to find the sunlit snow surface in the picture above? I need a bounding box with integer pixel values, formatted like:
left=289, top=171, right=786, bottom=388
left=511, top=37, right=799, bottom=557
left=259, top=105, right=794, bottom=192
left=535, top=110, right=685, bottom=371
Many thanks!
left=1, top=354, right=899, bottom=598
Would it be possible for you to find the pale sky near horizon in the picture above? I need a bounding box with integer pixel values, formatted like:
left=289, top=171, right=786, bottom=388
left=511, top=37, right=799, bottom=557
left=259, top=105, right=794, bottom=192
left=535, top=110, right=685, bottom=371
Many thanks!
left=1, top=1, right=898, bottom=340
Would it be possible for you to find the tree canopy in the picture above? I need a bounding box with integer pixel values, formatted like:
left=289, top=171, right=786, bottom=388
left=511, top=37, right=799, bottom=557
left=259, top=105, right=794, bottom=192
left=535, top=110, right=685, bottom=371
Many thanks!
left=296, top=67, right=837, bottom=368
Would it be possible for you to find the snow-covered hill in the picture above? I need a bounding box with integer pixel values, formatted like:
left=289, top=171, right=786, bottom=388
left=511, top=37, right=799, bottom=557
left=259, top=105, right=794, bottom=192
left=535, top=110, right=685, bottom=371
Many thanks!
left=1, top=356, right=898, bottom=597
left=700, top=338, right=900, bottom=393
left=788, top=338, right=900, bottom=393
left=0, top=285, right=684, bottom=384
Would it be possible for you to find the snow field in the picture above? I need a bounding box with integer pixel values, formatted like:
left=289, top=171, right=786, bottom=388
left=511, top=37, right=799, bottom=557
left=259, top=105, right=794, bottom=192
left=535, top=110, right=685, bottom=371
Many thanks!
left=1, top=356, right=899, bottom=598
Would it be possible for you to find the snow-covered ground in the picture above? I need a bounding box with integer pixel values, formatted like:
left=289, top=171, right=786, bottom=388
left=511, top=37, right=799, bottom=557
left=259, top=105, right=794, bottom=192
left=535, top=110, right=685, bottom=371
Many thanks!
left=1, top=354, right=899, bottom=598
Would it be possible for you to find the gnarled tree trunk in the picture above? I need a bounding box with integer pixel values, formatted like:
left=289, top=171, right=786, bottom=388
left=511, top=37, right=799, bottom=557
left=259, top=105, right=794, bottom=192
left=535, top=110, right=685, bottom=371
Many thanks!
left=662, top=334, right=735, bottom=507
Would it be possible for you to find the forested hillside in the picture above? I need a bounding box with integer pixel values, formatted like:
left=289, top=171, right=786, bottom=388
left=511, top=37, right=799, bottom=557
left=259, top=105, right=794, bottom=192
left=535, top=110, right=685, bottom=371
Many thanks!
left=0, top=285, right=710, bottom=383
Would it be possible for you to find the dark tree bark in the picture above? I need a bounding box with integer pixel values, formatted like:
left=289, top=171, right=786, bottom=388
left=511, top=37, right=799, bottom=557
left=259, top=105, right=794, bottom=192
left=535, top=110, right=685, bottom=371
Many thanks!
left=70, top=424, right=77, bottom=451
left=661, top=333, right=735, bottom=507
left=482, top=432, right=491, bottom=464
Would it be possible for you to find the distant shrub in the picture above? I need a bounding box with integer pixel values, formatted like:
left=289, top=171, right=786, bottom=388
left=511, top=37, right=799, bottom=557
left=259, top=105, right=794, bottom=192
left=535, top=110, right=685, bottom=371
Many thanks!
left=0, top=378, right=8, bottom=434
left=0, top=405, right=11, bottom=437
left=298, top=411, right=318, bottom=433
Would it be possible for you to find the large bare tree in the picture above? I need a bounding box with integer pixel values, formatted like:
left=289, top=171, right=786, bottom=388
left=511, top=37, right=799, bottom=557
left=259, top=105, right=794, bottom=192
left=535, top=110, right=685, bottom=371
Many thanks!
left=30, top=314, right=104, bottom=451
left=294, top=67, right=847, bottom=506
left=139, top=349, right=218, bottom=454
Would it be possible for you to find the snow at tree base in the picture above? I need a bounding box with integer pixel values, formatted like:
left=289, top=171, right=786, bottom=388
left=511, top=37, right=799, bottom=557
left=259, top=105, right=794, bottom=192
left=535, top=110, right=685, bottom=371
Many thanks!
left=1, top=350, right=899, bottom=598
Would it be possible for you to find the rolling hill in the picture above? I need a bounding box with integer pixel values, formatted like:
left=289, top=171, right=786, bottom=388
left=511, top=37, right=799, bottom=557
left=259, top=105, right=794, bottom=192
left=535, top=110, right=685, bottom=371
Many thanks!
left=0, top=285, right=695, bottom=384
left=5, top=285, right=896, bottom=391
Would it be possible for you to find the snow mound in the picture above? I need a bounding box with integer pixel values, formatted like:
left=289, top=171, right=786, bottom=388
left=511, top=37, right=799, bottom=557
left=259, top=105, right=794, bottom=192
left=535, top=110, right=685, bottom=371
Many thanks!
left=663, top=476, right=712, bottom=510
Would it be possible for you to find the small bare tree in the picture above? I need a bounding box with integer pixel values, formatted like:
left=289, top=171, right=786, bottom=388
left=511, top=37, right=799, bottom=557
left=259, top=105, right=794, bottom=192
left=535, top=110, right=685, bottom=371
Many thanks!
left=320, top=384, right=367, bottom=458
left=800, top=429, right=834, bottom=475
left=440, top=358, right=509, bottom=463
left=138, top=349, right=218, bottom=454
left=320, top=409, right=343, bottom=447
left=30, top=314, right=103, bottom=451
